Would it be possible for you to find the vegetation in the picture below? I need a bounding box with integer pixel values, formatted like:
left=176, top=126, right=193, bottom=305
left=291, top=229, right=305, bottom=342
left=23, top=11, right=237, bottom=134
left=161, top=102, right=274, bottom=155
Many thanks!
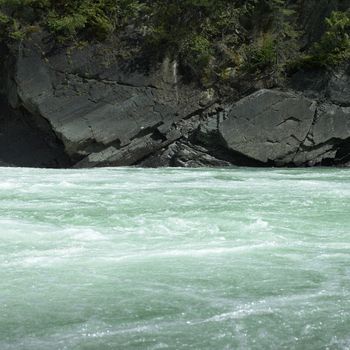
left=0, top=0, right=349, bottom=86
left=294, top=10, right=350, bottom=69
left=0, top=0, right=144, bottom=40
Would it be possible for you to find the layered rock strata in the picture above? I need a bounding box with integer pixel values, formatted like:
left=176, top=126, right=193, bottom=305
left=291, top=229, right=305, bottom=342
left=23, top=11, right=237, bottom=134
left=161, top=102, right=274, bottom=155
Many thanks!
left=0, top=36, right=349, bottom=168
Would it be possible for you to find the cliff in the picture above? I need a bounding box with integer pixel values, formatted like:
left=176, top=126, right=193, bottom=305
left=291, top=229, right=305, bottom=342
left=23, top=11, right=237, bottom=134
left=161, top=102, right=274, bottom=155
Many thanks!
left=0, top=0, right=349, bottom=168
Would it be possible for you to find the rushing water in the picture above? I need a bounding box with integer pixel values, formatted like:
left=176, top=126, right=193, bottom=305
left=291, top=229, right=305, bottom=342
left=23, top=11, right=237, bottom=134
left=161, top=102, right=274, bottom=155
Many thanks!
left=0, top=167, right=349, bottom=350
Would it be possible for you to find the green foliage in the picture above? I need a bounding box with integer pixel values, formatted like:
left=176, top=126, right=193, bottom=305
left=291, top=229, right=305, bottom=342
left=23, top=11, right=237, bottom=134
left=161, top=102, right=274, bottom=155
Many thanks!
left=243, top=35, right=277, bottom=73
left=0, top=0, right=300, bottom=82
left=240, top=0, right=300, bottom=80
left=144, top=0, right=250, bottom=80
left=47, top=13, right=87, bottom=38
left=0, top=0, right=144, bottom=41
left=180, top=34, right=214, bottom=82
left=46, top=1, right=117, bottom=40
left=312, top=10, right=350, bottom=66
left=0, top=0, right=348, bottom=86
left=292, top=10, right=350, bottom=69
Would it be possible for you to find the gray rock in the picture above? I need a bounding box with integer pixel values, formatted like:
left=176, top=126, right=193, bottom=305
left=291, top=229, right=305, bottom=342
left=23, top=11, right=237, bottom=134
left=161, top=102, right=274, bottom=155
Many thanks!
left=140, top=140, right=232, bottom=168
left=294, top=103, right=350, bottom=165
left=4, top=34, right=209, bottom=167
left=1, top=31, right=350, bottom=169
left=219, top=90, right=317, bottom=164
left=327, top=70, right=350, bottom=106
left=75, top=133, right=167, bottom=168
left=312, top=104, right=350, bottom=144
left=289, top=69, right=329, bottom=100
left=288, top=64, right=350, bottom=106
left=218, top=89, right=350, bottom=166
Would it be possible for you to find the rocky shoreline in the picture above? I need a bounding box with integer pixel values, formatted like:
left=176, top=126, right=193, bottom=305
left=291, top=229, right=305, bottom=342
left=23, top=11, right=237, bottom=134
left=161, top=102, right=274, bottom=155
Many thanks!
left=0, top=35, right=349, bottom=169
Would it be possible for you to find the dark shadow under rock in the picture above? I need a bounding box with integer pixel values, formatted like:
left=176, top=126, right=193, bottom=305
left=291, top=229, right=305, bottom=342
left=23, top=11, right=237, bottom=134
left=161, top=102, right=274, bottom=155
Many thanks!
left=0, top=96, right=71, bottom=168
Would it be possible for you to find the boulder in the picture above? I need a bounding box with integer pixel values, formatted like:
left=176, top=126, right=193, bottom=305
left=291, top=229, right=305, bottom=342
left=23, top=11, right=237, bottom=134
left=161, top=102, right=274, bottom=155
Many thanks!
left=294, top=103, right=350, bottom=165
left=218, top=89, right=350, bottom=166
left=219, top=90, right=317, bottom=164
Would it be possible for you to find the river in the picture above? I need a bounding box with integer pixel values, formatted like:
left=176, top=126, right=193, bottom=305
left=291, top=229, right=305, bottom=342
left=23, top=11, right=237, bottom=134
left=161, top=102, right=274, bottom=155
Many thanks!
left=0, top=167, right=349, bottom=349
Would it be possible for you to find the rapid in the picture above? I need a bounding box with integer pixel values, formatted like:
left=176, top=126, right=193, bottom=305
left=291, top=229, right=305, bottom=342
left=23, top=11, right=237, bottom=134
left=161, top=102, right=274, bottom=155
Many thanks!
left=0, top=167, right=349, bottom=349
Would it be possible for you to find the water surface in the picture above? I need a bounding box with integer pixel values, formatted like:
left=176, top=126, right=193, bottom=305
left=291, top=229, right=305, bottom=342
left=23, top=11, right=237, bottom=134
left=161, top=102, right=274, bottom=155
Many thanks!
left=0, top=167, right=349, bottom=349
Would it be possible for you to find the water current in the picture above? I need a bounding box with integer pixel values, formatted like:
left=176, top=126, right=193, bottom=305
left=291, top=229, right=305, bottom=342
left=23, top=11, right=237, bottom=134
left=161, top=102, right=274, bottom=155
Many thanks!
left=0, top=167, right=349, bottom=349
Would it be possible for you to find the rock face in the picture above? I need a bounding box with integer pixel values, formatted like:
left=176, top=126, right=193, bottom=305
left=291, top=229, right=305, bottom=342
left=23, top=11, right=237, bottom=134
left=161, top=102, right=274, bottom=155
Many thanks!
left=290, top=66, right=350, bottom=107
left=7, top=35, right=210, bottom=167
left=0, top=34, right=349, bottom=168
left=220, top=90, right=317, bottom=165
left=218, top=90, right=350, bottom=166
left=298, top=0, right=350, bottom=48
left=294, top=103, right=350, bottom=165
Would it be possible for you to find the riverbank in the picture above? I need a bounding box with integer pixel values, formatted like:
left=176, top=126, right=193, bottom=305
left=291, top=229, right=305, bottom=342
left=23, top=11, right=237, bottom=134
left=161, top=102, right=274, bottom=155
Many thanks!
left=0, top=1, right=349, bottom=168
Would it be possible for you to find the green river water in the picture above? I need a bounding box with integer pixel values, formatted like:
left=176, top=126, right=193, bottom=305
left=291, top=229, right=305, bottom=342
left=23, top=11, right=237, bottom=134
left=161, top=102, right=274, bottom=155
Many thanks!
left=0, top=167, right=349, bottom=350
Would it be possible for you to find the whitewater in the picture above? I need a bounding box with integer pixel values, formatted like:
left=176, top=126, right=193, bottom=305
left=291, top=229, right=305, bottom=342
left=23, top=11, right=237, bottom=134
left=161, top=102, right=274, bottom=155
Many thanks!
left=0, top=167, right=349, bottom=350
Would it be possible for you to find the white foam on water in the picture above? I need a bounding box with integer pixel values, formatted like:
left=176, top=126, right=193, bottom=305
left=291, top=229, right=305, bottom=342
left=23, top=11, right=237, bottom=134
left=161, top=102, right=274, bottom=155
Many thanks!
left=204, top=307, right=275, bottom=323
left=64, top=228, right=107, bottom=242
left=0, top=167, right=349, bottom=349
left=100, top=242, right=281, bottom=263
left=248, top=218, right=269, bottom=230
left=3, top=247, right=85, bottom=268
left=0, top=181, right=20, bottom=190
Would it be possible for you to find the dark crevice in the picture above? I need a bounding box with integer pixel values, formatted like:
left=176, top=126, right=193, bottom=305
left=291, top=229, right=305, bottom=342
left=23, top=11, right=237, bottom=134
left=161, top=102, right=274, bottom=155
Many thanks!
left=276, top=117, right=301, bottom=127
left=292, top=103, right=319, bottom=163
left=151, top=129, right=167, bottom=142
left=0, top=95, right=71, bottom=168
left=51, top=68, right=158, bottom=90
left=192, top=128, right=267, bottom=167
left=130, top=122, right=164, bottom=141
left=334, top=138, right=350, bottom=164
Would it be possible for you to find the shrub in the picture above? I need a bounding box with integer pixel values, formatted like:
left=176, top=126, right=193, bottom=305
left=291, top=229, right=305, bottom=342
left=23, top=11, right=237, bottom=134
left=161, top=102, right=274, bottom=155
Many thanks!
left=293, top=10, right=350, bottom=69
left=242, top=35, right=277, bottom=73
left=315, top=10, right=350, bottom=64
left=0, top=0, right=144, bottom=41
